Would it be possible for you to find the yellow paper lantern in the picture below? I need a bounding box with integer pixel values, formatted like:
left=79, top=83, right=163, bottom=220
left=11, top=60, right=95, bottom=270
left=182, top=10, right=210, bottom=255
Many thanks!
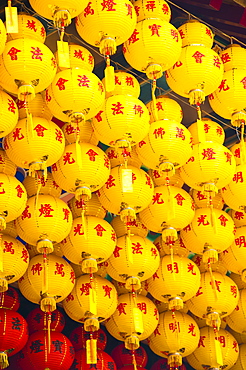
left=102, top=70, right=140, bottom=98
left=0, top=173, right=27, bottom=225
left=228, top=209, right=246, bottom=228
left=147, top=255, right=200, bottom=310
left=0, top=235, right=29, bottom=292
left=0, top=19, right=7, bottom=55
left=186, top=271, right=239, bottom=325
left=134, top=0, right=171, bottom=22
left=0, top=38, right=57, bottom=100
left=1, top=221, right=18, bottom=238
left=105, top=293, right=159, bottom=348
left=15, top=194, right=72, bottom=252
left=227, top=289, right=246, bottom=334
left=192, top=254, right=228, bottom=275
left=112, top=279, right=148, bottom=296
left=148, top=311, right=199, bottom=367
left=6, top=14, right=46, bottom=43
left=0, top=149, right=16, bottom=176
left=190, top=189, right=224, bottom=210
left=70, top=260, right=108, bottom=279
left=4, top=117, right=65, bottom=175
left=97, top=165, right=154, bottom=220
left=136, top=119, right=192, bottom=174
left=221, top=164, right=246, bottom=211
left=68, top=193, right=107, bottom=219
left=22, top=171, right=62, bottom=198
left=179, top=142, right=236, bottom=195
left=46, top=68, right=105, bottom=122
left=92, top=94, right=149, bottom=148
left=52, top=142, right=110, bottom=200
left=62, top=120, right=98, bottom=146
left=19, top=253, right=75, bottom=311
left=220, top=44, right=246, bottom=72
left=230, top=272, right=246, bottom=290
left=189, top=118, right=225, bottom=145
left=180, top=208, right=235, bottom=261
left=148, top=168, right=184, bottom=188
left=0, top=91, right=18, bottom=139
left=189, top=312, right=227, bottom=330
left=230, top=343, right=246, bottom=370
left=76, top=0, right=136, bottom=56
left=123, top=19, right=181, bottom=79
left=55, top=44, right=94, bottom=71
left=106, top=146, right=142, bottom=169
left=44, top=89, right=69, bottom=122
left=178, top=20, right=214, bottom=48
left=146, top=95, right=183, bottom=124
left=153, top=298, right=189, bottom=314
left=106, top=234, right=160, bottom=289
left=153, top=234, right=190, bottom=258
left=60, top=215, right=116, bottom=272
left=227, top=328, right=246, bottom=345
left=26, top=242, right=63, bottom=259
left=230, top=142, right=246, bottom=166
left=110, top=215, right=148, bottom=238
left=62, top=274, right=117, bottom=328
left=186, top=327, right=239, bottom=370
left=17, top=93, right=53, bottom=121
left=139, top=185, right=195, bottom=242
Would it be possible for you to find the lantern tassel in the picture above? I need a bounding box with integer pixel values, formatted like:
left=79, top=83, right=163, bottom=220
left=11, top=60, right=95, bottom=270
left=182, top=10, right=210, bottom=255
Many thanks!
left=100, top=36, right=116, bottom=56
left=40, top=295, right=56, bottom=313
left=53, top=9, right=71, bottom=28
left=240, top=124, right=246, bottom=165
left=47, top=312, right=51, bottom=354
left=0, top=352, right=8, bottom=369
left=168, top=353, right=182, bottom=369
left=57, top=20, right=70, bottom=69
left=152, top=78, right=159, bottom=122
left=189, top=88, right=205, bottom=106
left=89, top=273, right=97, bottom=316
left=131, top=351, right=138, bottom=370
left=209, top=202, right=217, bottom=234
left=86, top=336, right=97, bottom=364
left=42, top=250, right=48, bottom=295
left=104, top=55, right=115, bottom=92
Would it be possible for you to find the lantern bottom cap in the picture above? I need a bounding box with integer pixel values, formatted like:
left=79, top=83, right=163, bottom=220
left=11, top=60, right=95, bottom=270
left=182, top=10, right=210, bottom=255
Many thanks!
left=53, top=9, right=71, bottom=27
left=125, top=335, right=139, bottom=350
left=81, top=257, right=98, bottom=274
left=146, top=63, right=163, bottom=80
left=99, top=36, right=116, bottom=56
left=75, top=185, right=91, bottom=201
left=120, top=207, right=136, bottom=223
left=158, top=162, right=175, bottom=177
left=40, top=295, right=56, bottom=312
left=231, top=111, right=246, bottom=127
left=84, top=317, right=99, bottom=332
left=162, top=227, right=178, bottom=243
left=37, top=238, right=54, bottom=254
left=125, top=276, right=141, bottom=291
left=203, top=248, right=218, bottom=264
left=18, top=84, right=35, bottom=102
left=0, top=279, right=8, bottom=293
left=0, top=352, right=8, bottom=369
left=168, top=296, right=184, bottom=311
left=168, top=352, right=182, bottom=368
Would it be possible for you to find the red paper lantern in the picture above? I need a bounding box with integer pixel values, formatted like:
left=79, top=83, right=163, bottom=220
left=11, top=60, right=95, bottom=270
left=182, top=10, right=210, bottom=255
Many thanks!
left=0, top=287, right=20, bottom=311
left=26, top=308, right=65, bottom=334
left=21, top=330, right=74, bottom=370
left=111, top=343, right=148, bottom=368
left=69, top=326, right=107, bottom=351
left=72, top=349, right=116, bottom=370
left=150, top=358, right=187, bottom=370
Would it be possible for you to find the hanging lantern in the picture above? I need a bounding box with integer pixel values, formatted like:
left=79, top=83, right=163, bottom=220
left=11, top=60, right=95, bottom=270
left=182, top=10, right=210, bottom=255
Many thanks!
left=106, top=146, right=142, bottom=169
left=110, top=215, right=148, bottom=239
left=186, top=327, right=239, bottom=370
left=52, top=142, right=110, bottom=201
left=179, top=142, right=236, bottom=196
left=61, top=215, right=116, bottom=273
left=62, top=120, right=98, bottom=146
left=226, top=289, right=246, bottom=334
left=1, top=221, right=17, bottom=239
left=166, top=21, right=223, bottom=106
left=6, top=14, right=46, bottom=43
left=150, top=358, right=187, bottom=370
left=19, top=253, right=75, bottom=312
left=105, top=293, right=159, bottom=349
left=17, top=92, right=53, bottom=121
left=146, top=95, right=183, bottom=124
left=0, top=38, right=57, bottom=101
left=0, top=286, right=20, bottom=311
left=69, top=325, right=107, bottom=351
left=153, top=298, right=189, bottom=314
left=147, top=255, right=200, bottom=310
left=229, top=343, right=246, bottom=370
left=72, top=349, right=116, bottom=370
left=230, top=142, right=246, bottom=167
left=188, top=312, right=227, bottom=330
left=148, top=311, right=199, bottom=368
left=111, top=343, right=148, bottom=369
left=134, top=0, right=171, bottom=22
left=180, top=208, right=235, bottom=264
left=136, top=119, right=192, bottom=177
left=154, top=234, right=189, bottom=258
left=0, top=91, right=18, bottom=139
left=229, top=209, right=246, bottom=227
left=97, top=165, right=154, bottom=222
left=0, top=149, right=16, bottom=176
left=148, top=168, right=184, bottom=188
left=44, top=89, right=70, bottom=122
left=112, top=279, right=149, bottom=296
left=106, top=234, right=160, bottom=290
left=70, top=260, right=108, bottom=279
left=22, top=171, right=62, bottom=198
left=0, top=308, right=28, bottom=369
left=186, top=271, right=239, bottom=328
left=230, top=272, right=246, bottom=290
left=0, top=19, right=6, bottom=55
left=55, top=43, right=94, bottom=71
left=189, top=118, right=225, bottom=145
left=102, top=70, right=140, bottom=98
left=0, top=235, right=29, bottom=292
left=139, top=185, right=195, bottom=243
left=15, top=194, right=72, bottom=253
left=221, top=164, right=246, bottom=211
left=68, top=193, right=107, bottom=219
left=192, top=254, right=228, bottom=275
left=21, top=330, right=75, bottom=370
left=26, top=307, right=65, bottom=334
left=190, top=189, right=224, bottom=210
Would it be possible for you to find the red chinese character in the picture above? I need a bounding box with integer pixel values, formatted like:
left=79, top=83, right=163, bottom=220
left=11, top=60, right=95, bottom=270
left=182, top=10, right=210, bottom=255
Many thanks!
left=51, top=163, right=57, bottom=172
left=145, top=174, right=152, bottom=188
left=125, top=3, right=132, bottom=17
left=40, top=26, right=45, bottom=38
left=107, top=150, right=117, bottom=159
left=21, top=248, right=28, bottom=263
left=88, top=55, right=93, bottom=65
left=56, top=77, right=68, bottom=91
left=213, top=56, right=221, bottom=68
left=216, top=126, right=223, bottom=136
left=218, top=214, right=228, bottom=226
left=197, top=215, right=210, bottom=226
left=105, top=175, right=116, bottom=189
left=3, top=241, right=14, bottom=254
left=132, top=242, right=143, bottom=254
left=30, top=47, right=43, bottom=61
left=188, top=323, right=196, bottom=336
left=235, top=211, right=244, bottom=220
left=55, top=129, right=63, bottom=143
left=104, top=155, right=110, bottom=169
left=235, top=235, right=246, bottom=247
left=178, top=29, right=185, bottom=39
left=85, top=149, right=98, bottom=161
left=167, top=262, right=179, bottom=273
left=27, top=20, right=37, bottom=32
left=151, top=247, right=158, bottom=259
left=102, top=285, right=112, bottom=298
left=241, top=77, right=246, bottom=89
left=134, top=5, right=140, bottom=16
left=154, top=323, right=161, bottom=336
left=196, top=191, right=206, bottom=201
left=171, top=29, right=178, bottom=42
left=153, top=127, right=165, bottom=138
left=230, top=285, right=237, bottom=298
left=187, top=262, right=197, bottom=275
left=233, top=340, right=239, bottom=352
left=111, top=102, right=124, bottom=115
left=174, top=193, right=185, bottom=206
left=218, top=79, right=230, bottom=92
left=172, top=61, right=183, bottom=69
left=169, top=322, right=180, bottom=332
left=162, top=3, right=169, bottom=13
left=66, top=293, right=74, bottom=302
left=111, top=231, right=116, bottom=242
left=63, top=208, right=70, bottom=222
left=94, top=110, right=104, bottom=122
left=146, top=0, right=156, bottom=10
left=8, top=99, right=16, bottom=113
left=94, top=224, right=106, bottom=236
left=138, top=140, right=146, bottom=148
left=152, top=192, right=164, bottom=205
left=198, top=336, right=206, bottom=347
left=206, top=27, right=212, bottom=38
left=133, top=104, right=144, bottom=116
left=101, top=0, right=116, bottom=11
left=31, top=263, right=42, bottom=275
left=176, top=127, right=185, bottom=140
left=39, top=204, right=54, bottom=218
left=194, top=255, right=202, bottom=266
left=70, top=271, right=75, bottom=284
left=77, top=75, right=90, bottom=88
left=203, top=123, right=210, bottom=133
left=7, top=47, right=21, bottom=60
left=0, top=182, right=5, bottom=195
left=155, top=102, right=163, bottom=111
left=187, top=156, right=195, bottom=163
left=63, top=152, right=75, bottom=165
left=218, top=335, right=225, bottom=347
left=84, top=2, right=94, bottom=16
left=153, top=271, right=159, bottom=280
left=13, top=128, right=24, bottom=141
left=115, top=76, right=122, bottom=85
left=221, top=52, right=231, bottom=64
left=137, top=302, right=147, bottom=314
left=80, top=283, right=91, bottom=295
left=202, top=148, right=216, bottom=160
left=22, top=205, right=31, bottom=220
left=128, top=29, right=140, bottom=44
left=15, top=185, right=24, bottom=198
left=33, top=124, right=48, bottom=137
left=113, top=245, right=123, bottom=258
left=117, top=302, right=127, bottom=315
left=149, top=24, right=161, bottom=36
left=74, top=224, right=84, bottom=236
left=210, top=279, right=221, bottom=292
left=183, top=224, right=191, bottom=232
left=233, top=171, right=243, bottom=183
left=54, top=263, right=65, bottom=277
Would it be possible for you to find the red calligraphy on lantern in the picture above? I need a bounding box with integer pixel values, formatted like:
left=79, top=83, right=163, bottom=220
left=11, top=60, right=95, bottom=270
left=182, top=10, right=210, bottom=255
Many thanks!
left=204, top=123, right=210, bottom=133
left=51, top=163, right=57, bottom=172
left=218, top=79, right=230, bottom=92
left=55, top=129, right=63, bottom=143
left=102, top=285, right=112, bottom=298
left=8, top=99, right=16, bottom=113
left=15, top=185, right=24, bottom=198
left=194, top=255, right=202, bottom=266
left=230, top=285, right=237, bottom=298
left=192, top=51, right=205, bottom=63
left=117, top=303, right=127, bottom=315
left=137, top=302, right=147, bottom=314
left=80, top=283, right=91, bottom=295
left=162, top=3, right=169, bottom=13
left=54, top=263, right=65, bottom=277
left=188, top=323, right=196, bottom=336
left=206, top=27, right=212, bottom=38
left=241, top=77, right=246, bottom=89
left=30, top=47, right=43, bottom=60
left=56, top=78, right=68, bottom=90
left=154, top=323, right=161, bottom=336
left=198, top=336, right=206, bottom=347
left=0, top=183, right=5, bottom=195
left=167, top=262, right=179, bottom=273
left=63, top=152, right=75, bottom=165
left=176, top=127, right=185, bottom=140
left=107, top=150, right=117, bottom=159
left=196, top=191, right=206, bottom=201
left=94, top=224, right=106, bottom=236
left=196, top=287, right=203, bottom=296
left=178, top=29, right=185, bottom=39
left=213, top=56, right=221, bottom=68
left=21, top=249, right=28, bottom=263
left=221, top=52, right=231, bottom=64
left=132, top=242, right=143, bottom=254
left=66, top=293, right=74, bottom=302
left=3, top=241, right=14, bottom=254
left=145, top=174, right=152, bottom=188
left=101, top=0, right=116, bottom=11
left=151, top=247, right=158, bottom=259
left=197, top=215, right=210, bottom=226
left=233, top=171, right=243, bottom=183
left=31, top=263, right=43, bottom=275
left=134, top=5, right=140, bottom=16
left=172, top=61, right=183, bottom=69
left=22, top=205, right=31, bottom=220
left=235, top=211, right=244, bottom=220
left=105, top=175, right=116, bottom=189
left=104, top=155, right=110, bottom=169
left=218, top=214, right=228, bottom=226
left=88, top=55, right=93, bottom=65
left=138, top=140, right=146, bottom=148
left=152, top=271, right=159, bottom=280
left=187, top=262, right=197, bottom=275
left=128, top=29, right=140, bottom=44
left=111, top=231, right=116, bottom=242
left=235, top=235, right=246, bottom=247
left=70, top=271, right=75, bottom=284
left=84, top=2, right=94, bottom=16
left=74, top=224, right=84, bottom=236
left=33, top=124, right=48, bottom=137
left=149, top=24, right=161, bottom=36
left=233, top=341, right=239, bottom=352
left=210, top=280, right=221, bottom=292
left=94, top=110, right=103, bottom=122
left=171, top=29, right=178, bottom=42
left=7, top=47, right=21, bottom=60
left=202, top=148, right=216, bottom=160
left=13, top=128, right=24, bottom=141
left=111, top=102, right=124, bottom=115
left=174, top=193, right=185, bottom=206
left=77, top=75, right=90, bottom=88
left=115, top=76, right=121, bottom=85
left=152, top=192, right=164, bottom=205
left=86, top=149, right=98, bottom=161
left=218, top=335, right=226, bottom=347
left=125, top=3, right=132, bottom=17
left=39, top=204, right=54, bottom=218
left=63, top=208, right=70, bottom=222
left=153, top=127, right=165, bottom=138
left=169, top=322, right=180, bottom=333
left=133, top=105, right=144, bottom=116
left=26, top=20, right=37, bottom=32
left=146, top=0, right=156, bottom=10
left=113, top=246, right=123, bottom=258
left=183, top=224, right=191, bottom=232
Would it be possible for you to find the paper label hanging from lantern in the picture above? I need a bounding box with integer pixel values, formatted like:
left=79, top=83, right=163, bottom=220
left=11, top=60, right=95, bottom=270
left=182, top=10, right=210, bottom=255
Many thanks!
left=57, top=41, right=70, bottom=69
left=215, top=336, right=224, bottom=366
left=5, top=5, right=18, bottom=33
left=105, top=65, right=115, bottom=92
left=133, top=307, right=144, bottom=334
left=86, top=339, right=97, bottom=364
left=122, top=169, right=133, bottom=193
